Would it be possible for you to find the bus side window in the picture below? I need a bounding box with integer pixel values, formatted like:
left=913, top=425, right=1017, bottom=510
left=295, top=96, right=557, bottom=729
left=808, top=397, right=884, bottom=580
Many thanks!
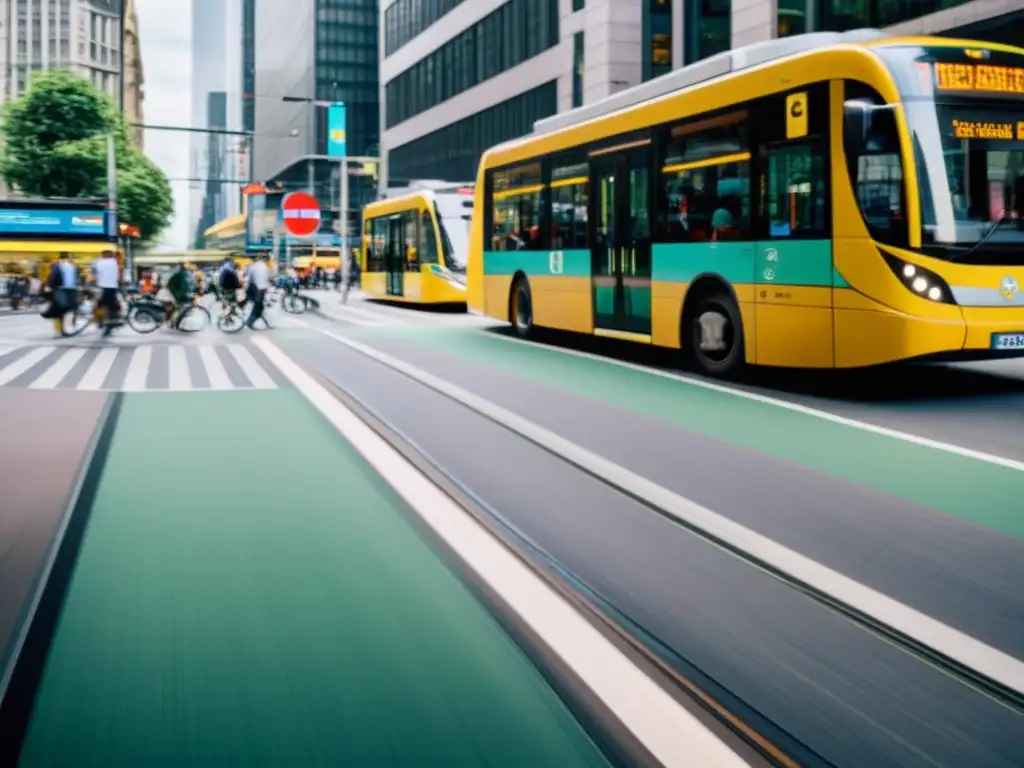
left=551, top=158, right=589, bottom=249
left=757, top=86, right=829, bottom=239
left=760, top=142, right=828, bottom=238
left=657, top=110, right=752, bottom=243
left=492, top=163, right=545, bottom=251
left=369, top=218, right=386, bottom=272
left=844, top=81, right=906, bottom=247
left=419, top=211, right=439, bottom=264
left=400, top=210, right=417, bottom=270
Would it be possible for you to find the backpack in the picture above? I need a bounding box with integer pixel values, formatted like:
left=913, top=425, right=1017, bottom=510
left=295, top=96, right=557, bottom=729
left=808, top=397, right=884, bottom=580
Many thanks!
left=220, top=268, right=240, bottom=291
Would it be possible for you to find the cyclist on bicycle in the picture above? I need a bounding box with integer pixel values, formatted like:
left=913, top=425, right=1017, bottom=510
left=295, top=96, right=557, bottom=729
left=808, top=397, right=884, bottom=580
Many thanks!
left=165, top=263, right=195, bottom=327
left=217, top=258, right=241, bottom=303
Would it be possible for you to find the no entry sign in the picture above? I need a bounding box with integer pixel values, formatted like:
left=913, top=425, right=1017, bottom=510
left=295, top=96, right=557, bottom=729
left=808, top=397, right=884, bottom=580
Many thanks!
left=282, top=191, right=321, bottom=237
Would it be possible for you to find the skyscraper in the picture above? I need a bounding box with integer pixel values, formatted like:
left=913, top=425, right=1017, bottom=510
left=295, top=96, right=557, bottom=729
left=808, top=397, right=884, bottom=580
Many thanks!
left=189, top=0, right=243, bottom=245
left=252, top=0, right=379, bottom=237
left=0, top=0, right=125, bottom=102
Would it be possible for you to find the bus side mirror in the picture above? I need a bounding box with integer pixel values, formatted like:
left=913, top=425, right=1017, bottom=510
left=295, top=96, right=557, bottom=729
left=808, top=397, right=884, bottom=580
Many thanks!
left=843, top=99, right=872, bottom=154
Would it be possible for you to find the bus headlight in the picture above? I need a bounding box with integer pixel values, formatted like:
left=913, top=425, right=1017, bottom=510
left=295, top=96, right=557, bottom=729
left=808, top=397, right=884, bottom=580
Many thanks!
left=883, top=253, right=956, bottom=304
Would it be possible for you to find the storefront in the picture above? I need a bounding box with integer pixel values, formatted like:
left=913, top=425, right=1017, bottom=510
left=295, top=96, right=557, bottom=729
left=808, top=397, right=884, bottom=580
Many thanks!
left=0, top=199, right=121, bottom=281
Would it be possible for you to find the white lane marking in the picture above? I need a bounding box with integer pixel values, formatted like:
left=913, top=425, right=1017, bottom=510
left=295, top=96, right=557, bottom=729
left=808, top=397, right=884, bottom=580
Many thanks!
left=122, top=346, right=152, bottom=391
left=77, top=347, right=118, bottom=389
left=320, top=330, right=1024, bottom=696
left=198, top=346, right=232, bottom=389
left=253, top=335, right=749, bottom=768
left=29, top=348, right=87, bottom=388
left=167, top=345, right=192, bottom=390
left=226, top=344, right=276, bottom=389
left=0, top=346, right=56, bottom=386
left=488, top=332, right=1024, bottom=473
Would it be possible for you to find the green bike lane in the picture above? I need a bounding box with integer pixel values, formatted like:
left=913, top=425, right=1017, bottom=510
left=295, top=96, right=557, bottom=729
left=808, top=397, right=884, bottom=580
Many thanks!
left=9, top=389, right=616, bottom=768
left=288, top=323, right=1024, bottom=662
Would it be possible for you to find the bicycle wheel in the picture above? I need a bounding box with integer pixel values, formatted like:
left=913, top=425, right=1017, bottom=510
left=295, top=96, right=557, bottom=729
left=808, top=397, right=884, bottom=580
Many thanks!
left=127, top=304, right=162, bottom=334
left=60, top=301, right=94, bottom=337
left=217, top=307, right=245, bottom=334
left=283, top=294, right=308, bottom=314
left=175, top=303, right=211, bottom=333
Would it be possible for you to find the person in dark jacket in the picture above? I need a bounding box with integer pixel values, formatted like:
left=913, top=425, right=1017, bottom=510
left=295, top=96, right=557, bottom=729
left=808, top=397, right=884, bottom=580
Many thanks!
left=42, top=253, right=78, bottom=330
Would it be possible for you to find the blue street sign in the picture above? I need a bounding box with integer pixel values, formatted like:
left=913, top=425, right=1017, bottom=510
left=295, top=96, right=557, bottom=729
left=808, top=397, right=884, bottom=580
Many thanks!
left=327, top=102, right=347, bottom=158
left=0, top=208, right=106, bottom=237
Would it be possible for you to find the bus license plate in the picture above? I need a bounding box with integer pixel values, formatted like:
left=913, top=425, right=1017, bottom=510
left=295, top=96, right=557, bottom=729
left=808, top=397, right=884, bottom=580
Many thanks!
left=991, top=332, right=1024, bottom=350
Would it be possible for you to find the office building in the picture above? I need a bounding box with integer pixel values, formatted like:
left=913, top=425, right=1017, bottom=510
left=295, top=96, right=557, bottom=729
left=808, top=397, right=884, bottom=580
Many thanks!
left=122, top=0, right=143, bottom=147
left=189, top=0, right=243, bottom=245
left=241, top=0, right=255, bottom=175
left=0, top=0, right=124, bottom=102
left=379, top=0, right=1024, bottom=188
left=252, top=0, right=379, bottom=236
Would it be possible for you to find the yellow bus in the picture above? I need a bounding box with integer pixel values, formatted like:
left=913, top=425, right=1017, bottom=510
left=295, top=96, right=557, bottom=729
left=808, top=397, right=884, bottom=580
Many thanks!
left=362, top=187, right=472, bottom=305
left=467, top=31, right=1024, bottom=378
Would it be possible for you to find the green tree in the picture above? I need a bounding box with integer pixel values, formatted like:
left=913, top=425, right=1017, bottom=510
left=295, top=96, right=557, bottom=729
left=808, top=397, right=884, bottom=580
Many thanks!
left=0, top=68, right=173, bottom=243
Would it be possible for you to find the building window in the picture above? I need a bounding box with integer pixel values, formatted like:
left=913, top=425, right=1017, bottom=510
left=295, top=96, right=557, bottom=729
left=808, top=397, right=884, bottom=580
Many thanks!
left=778, top=0, right=807, bottom=36
left=385, top=0, right=471, bottom=57
left=572, top=0, right=584, bottom=10
left=817, top=0, right=972, bottom=30
left=389, top=81, right=557, bottom=183
left=685, top=0, right=730, bottom=66
left=385, top=0, right=559, bottom=129
left=572, top=32, right=583, bottom=108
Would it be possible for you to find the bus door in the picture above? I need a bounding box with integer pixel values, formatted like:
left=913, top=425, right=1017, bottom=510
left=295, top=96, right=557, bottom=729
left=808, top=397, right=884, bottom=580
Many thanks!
left=589, top=146, right=652, bottom=337
left=385, top=215, right=404, bottom=296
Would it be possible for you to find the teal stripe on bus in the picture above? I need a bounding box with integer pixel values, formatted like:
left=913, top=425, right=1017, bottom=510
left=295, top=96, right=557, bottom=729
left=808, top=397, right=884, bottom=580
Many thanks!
left=484, top=249, right=590, bottom=278
left=833, top=266, right=850, bottom=288
left=755, top=240, right=833, bottom=286
left=652, top=243, right=755, bottom=284
left=652, top=240, right=835, bottom=287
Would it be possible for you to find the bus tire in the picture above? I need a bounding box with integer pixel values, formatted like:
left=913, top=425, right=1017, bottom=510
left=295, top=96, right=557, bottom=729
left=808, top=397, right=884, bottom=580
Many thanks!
left=510, top=277, right=535, bottom=339
left=684, top=289, right=745, bottom=380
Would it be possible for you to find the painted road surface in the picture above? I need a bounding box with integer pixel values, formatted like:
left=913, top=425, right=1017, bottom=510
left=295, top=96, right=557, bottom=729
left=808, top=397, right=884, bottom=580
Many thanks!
left=274, top=321, right=1024, bottom=768
left=4, top=389, right=622, bottom=767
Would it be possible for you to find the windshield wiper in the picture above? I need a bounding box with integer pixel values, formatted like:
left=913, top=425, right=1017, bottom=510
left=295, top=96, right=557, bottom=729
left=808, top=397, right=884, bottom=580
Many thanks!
left=950, top=211, right=1007, bottom=262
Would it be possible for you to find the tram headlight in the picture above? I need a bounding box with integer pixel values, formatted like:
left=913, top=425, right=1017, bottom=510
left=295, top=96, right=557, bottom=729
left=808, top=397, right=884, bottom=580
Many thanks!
left=883, top=253, right=957, bottom=305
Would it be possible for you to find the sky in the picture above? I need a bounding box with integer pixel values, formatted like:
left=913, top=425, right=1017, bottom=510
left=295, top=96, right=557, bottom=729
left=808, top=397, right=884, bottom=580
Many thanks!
left=136, top=0, right=192, bottom=251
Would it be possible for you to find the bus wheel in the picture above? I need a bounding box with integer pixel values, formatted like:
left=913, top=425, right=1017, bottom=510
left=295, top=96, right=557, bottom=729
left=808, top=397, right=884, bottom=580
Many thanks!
left=686, top=291, right=745, bottom=379
left=510, top=278, right=534, bottom=338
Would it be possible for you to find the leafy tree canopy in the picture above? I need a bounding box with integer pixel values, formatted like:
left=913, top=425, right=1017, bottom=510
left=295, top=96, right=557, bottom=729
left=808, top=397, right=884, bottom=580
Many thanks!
left=1, top=69, right=173, bottom=243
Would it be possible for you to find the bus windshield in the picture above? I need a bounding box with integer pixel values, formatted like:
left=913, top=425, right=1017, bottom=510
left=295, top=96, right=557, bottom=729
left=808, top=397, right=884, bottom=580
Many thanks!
left=878, top=45, right=1024, bottom=262
left=433, top=193, right=472, bottom=272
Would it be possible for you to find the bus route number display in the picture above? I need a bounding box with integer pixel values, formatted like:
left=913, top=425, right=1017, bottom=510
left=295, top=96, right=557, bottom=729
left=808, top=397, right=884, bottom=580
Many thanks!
left=935, top=62, right=1024, bottom=94
left=951, top=119, right=1024, bottom=140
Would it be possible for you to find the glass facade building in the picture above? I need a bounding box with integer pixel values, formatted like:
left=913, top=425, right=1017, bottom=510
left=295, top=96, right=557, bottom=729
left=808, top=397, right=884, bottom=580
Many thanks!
left=252, top=0, right=379, bottom=236
left=381, top=0, right=1023, bottom=193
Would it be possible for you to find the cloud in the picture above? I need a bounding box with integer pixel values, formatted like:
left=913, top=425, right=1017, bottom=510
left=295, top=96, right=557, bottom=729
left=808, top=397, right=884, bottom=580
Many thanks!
left=135, top=0, right=191, bottom=250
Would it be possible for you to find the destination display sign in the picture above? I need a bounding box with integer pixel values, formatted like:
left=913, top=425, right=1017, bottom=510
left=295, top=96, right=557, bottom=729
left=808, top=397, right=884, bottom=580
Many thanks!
left=950, top=118, right=1024, bottom=141
left=935, top=62, right=1024, bottom=95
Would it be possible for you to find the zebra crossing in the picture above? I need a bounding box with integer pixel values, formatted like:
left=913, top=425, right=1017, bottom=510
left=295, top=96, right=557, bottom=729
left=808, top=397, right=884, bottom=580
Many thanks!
left=0, top=342, right=288, bottom=391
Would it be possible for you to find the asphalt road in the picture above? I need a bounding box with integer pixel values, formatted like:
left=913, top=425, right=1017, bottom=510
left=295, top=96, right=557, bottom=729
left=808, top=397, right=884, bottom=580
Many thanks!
left=274, top=317, right=1024, bottom=768
left=3, top=300, right=1023, bottom=766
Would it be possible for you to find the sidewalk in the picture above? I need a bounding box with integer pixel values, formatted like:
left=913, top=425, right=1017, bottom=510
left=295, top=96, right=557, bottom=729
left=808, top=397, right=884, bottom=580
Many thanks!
left=17, top=389, right=615, bottom=767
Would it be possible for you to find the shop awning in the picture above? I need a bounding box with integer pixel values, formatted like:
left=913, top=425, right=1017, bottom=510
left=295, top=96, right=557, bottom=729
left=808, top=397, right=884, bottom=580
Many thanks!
left=0, top=240, right=114, bottom=254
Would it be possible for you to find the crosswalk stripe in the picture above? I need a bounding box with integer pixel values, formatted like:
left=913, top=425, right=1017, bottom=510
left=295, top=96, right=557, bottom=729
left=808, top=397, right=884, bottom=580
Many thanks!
left=226, top=344, right=276, bottom=389
left=77, top=347, right=118, bottom=390
left=122, top=346, right=151, bottom=391
left=0, top=346, right=56, bottom=386
left=166, top=345, right=191, bottom=390
left=198, top=346, right=232, bottom=389
left=29, top=347, right=87, bottom=389
left=334, top=305, right=388, bottom=325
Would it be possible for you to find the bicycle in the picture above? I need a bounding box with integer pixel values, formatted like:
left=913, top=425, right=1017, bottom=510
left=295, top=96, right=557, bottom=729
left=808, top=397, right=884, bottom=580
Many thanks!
left=60, top=288, right=126, bottom=338
left=126, top=293, right=211, bottom=334
left=215, top=292, right=248, bottom=334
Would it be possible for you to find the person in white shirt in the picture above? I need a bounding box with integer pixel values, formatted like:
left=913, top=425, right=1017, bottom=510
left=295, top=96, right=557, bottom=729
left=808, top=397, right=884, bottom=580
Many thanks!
left=91, top=249, right=121, bottom=336
left=244, top=255, right=272, bottom=330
